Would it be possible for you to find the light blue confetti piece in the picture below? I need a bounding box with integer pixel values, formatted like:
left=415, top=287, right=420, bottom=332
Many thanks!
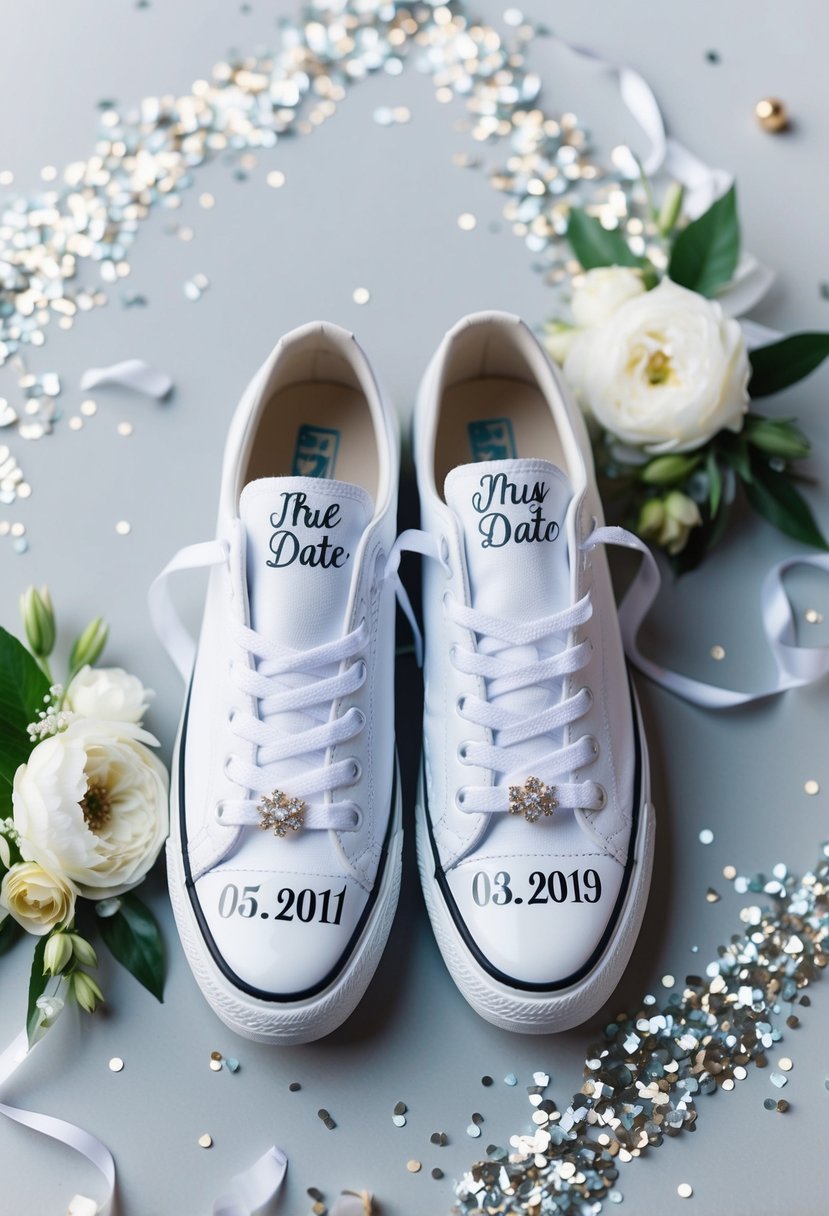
left=466, top=1124, right=481, bottom=1138
left=504, top=1073, right=517, bottom=1086
left=699, top=828, right=714, bottom=844
left=392, top=1114, right=406, bottom=1127
left=609, top=1190, right=624, bottom=1204
left=770, top=1072, right=788, bottom=1089
left=224, top=1057, right=240, bottom=1073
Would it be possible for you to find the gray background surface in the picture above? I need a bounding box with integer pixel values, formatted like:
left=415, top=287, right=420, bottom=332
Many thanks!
left=0, top=1, right=827, bottom=1213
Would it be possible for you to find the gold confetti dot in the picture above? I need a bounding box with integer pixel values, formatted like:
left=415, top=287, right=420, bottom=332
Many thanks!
left=198, top=1133, right=213, bottom=1149
left=199, top=192, right=215, bottom=209
left=210, top=1050, right=223, bottom=1061
left=709, top=645, right=726, bottom=661
left=68, top=416, right=83, bottom=430
left=706, top=888, right=721, bottom=903
left=805, top=608, right=823, bottom=624
left=10, top=522, right=25, bottom=538
left=266, top=170, right=286, bottom=189
left=352, top=287, right=370, bottom=305
left=209, top=1059, right=222, bottom=1072
left=115, top=520, right=131, bottom=536
left=406, top=1160, right=422, bottom=1173
left=457, top=212, right=477, bottom=231
left=80, top=399, right=97, bottom=417
left=117, top=421, right=134, bottom=437
left=805, top=780, right=820, bottom=796
left=723, top=865, right=737, bottom=880
left=661, top=974, right=675, bottom=988
left=779, top=1057, right=793, bottom=1071
left=108, top=1057, right=124, bottom=1072
left=17, top=483, right=31, bottom=499
left=178, top=226, right=194, bottom=242
left=677, top=1183, right=693, bottom=1199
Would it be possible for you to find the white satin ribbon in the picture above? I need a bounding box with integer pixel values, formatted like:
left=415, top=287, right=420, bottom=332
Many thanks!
left=586, top=527, right=829, bottom=707
left=212, top=1146, right=288, bottom=1216
left=80, top=359, right=174, bottom=400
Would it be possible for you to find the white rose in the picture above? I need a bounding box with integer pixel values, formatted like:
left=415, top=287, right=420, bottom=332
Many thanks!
left=570, top=266, right=646, bottom=328
left=0, top=861, right=77, bottom=936
left=563, top=278, right=750, bottom=453
left=66, top=666, right=152, bottom=725
left=12, top=718, right=169, bottom=899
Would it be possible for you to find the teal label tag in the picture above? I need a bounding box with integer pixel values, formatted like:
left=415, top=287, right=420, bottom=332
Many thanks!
left=292, top=424, right=340, bottom=478
left=467, top=418, right=517, bottom=462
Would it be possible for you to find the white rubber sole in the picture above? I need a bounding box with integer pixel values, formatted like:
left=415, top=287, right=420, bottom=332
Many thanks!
left=416, top=699, right=655, bottom=1035
left=167, top=734, right=404, bottom=1045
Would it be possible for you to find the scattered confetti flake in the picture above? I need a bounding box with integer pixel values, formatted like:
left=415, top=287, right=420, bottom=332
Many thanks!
left=108, top=1057, right=124, bottom=1072
left=458, top=212, right=477, bottom=231
left=770, top=1071, right=788, bottom=1088
left=466, top=1124, right=481, bottom=1138
left=661, top=974, right=675, bottom=988
left=677, top=1183, right=693, bottom=1199
left=392, top=1114, right=406, bottom=1128
left=266, top=170, right=286, bottom=189
left=723, top=865, right=737, bottom=880
left=698, top=829, right=714, bottom=845
left=706, top=49, right=721, bottom=63
left=406, top=1160, right=422, bottom=1174
left=805, top=780, right=820, bottom=796
left=503, top=1074, right=517, bottom=1087
left=199, top=192, right=215, bottom=209
left=209, top=1059, right=222, bottom=1072
left=431, top=1168, right=444, bottom=1180
left=481, top=1076, right=493, bottom=1087
left=705, top=887, right=721, bottom=903
left=352, top=287, right=370, bottom=305
left=709, top=645, right=726, bottom=661
left=778, top=1057, right=793, bottom=1072
left=80, top=399, right=97, bottom=417
left=430, top=1131, right=448, bottom=1147
left=115, top=520, right=131, bottom=536
left=776, top=1099, right=790, bottom=1112
left=805, top=608, right=823, bottom=623
left=117, top=421, right=134, bottom=437
left=225, top=1057, right=240, bottom=1073
left=198, top=1134, right=213, bottom=1149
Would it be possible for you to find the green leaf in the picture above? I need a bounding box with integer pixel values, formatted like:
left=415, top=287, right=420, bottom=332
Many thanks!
left=26, top=935, right=50, bottom=1045
left=748, top=333, right=829, bottom=398
left=566, top=209, right=641, bottom=270
left=0, top=915, right=22, bottom=957
left=99, top=892, right=165, bottom=1002
left=668, top=184, right=740, bottom=297
left=706, top=451, right=723, bottom=516
left=671, top=499, right=732, bottom=576
left=0, top=627, right=50, bottom=813
left=744, top=462, right=829, bottom=550
left=719, top=437, right=753, bottom=484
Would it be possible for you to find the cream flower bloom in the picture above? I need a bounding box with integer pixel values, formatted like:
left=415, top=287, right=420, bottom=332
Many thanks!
left=66, top=665, right=152, bottom=725
left=0, top=861, right=76, bottom=936
left=570, top=266, right=646, bottom=328
left=564, top=278, right=750, bottom=453
left=12, top=718, right=168, bottom=899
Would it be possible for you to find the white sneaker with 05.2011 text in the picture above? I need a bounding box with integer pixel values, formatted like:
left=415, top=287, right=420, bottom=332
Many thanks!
left=410, top=311, right=655, bottom=1034
left=150, top=322, right=402, bottom=1044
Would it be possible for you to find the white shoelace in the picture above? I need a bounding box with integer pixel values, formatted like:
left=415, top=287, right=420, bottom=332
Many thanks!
left=149, top=533, right=394, bottom=835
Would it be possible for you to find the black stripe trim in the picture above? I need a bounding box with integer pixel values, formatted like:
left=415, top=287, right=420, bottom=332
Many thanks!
left=178, top=686, right=398, bottom=1003
left=423, top=674, right=644, bottom=993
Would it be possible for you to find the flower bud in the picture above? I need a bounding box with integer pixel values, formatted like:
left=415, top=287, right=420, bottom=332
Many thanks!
left=0, top=834, right=10, bottom=870
left=745, top=418, right=811, bottom=460
left=71, top=969, right=104, bottom=1014
left=638, top=491, right=702, bottom=556
left=69, top=934, right=98, bottom=968
left=658, top=181, right=685, bottom=236
left=68, top=617, right=109, bottom=675
left=19, top=586, right=56, bottom=659
left=43, top=931, right=73, bottom=975
left=640, top=454, right=700, bottom=486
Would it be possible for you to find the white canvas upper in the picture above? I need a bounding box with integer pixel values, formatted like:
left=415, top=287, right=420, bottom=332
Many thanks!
left=412, top=311, right=654, bottom=1031
left=153, top=322, right=402, bottom=1043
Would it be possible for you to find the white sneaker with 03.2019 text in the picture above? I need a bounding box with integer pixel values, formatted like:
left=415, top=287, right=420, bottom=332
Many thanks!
left=409, top=311, right=655, bottom=1034
left=150, top=322, right=402, bottom=1044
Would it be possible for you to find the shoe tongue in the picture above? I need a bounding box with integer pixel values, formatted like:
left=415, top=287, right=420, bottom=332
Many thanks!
left=239, top=477, right=372, bottom=647
left=444, top=458, right=572, bottom=619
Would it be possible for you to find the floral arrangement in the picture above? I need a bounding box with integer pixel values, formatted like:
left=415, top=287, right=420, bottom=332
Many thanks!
left=0, top=588, right=168, bottom=1043
left=546, top=184, right=829, bottom=571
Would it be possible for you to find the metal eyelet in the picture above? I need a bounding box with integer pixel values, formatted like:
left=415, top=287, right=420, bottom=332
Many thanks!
left=439, top=535, right=452, bottom=576
left=594, top=784, right=607, bottom=809
left=578, top=686, right=594, bottom=708
left=588, top=735, right=600, bottom=757
left=350, top=807, right=364, bottom=831
left=455, top=787, right=468, bottom=809
left=457, top=741, right=472, bottom=763
left=348, top=758, right=363, bottom=783
left=455, top=694, right=466, bottom=717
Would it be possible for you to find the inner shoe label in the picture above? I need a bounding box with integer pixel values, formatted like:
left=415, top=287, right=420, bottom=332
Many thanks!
left=292, top=423, right=340, bottom=477
left=467, top=417, right=517, bottom=462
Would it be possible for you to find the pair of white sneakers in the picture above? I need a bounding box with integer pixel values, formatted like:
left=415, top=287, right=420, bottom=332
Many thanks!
left=151, top=313, right=655, bottom=1045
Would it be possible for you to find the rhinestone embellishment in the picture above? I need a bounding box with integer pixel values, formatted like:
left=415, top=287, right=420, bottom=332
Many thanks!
left=257, top=790, right=306, bottom=837
left=508, top=776, right=558, bottom=823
